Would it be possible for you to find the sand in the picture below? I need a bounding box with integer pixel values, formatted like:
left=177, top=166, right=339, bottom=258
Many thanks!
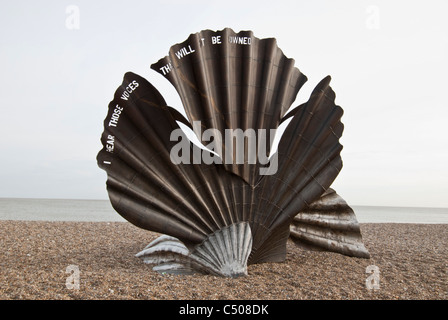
left=0, top=221, right=446, bottom=300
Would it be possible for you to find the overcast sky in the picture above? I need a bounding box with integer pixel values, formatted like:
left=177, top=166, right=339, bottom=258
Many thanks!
left=0, top=0, right=447, bottom=208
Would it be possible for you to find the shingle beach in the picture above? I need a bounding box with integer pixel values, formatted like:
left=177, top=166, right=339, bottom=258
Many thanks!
left=0, top=221, right=446, bottom=300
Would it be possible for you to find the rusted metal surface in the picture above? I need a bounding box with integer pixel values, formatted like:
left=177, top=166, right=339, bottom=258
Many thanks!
left=97, top=28, right=369, bottom=277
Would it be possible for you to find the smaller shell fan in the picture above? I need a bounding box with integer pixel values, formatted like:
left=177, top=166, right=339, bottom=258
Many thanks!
left=136, top=222, right=252, bottom=277
left=290, top=189, right=370, bottom=258
left=97, top=28, right=370, bottom=277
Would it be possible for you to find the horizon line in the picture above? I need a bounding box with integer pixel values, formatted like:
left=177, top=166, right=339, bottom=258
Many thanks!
left=1, top=197, right=447, bottom=210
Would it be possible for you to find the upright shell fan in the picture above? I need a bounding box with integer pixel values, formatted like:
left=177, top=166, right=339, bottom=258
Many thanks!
left=97, top=28, right=369, bottom=277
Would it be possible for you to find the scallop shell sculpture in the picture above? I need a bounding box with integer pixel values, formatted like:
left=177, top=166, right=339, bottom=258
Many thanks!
left=97, top=28, right=369, bottom=277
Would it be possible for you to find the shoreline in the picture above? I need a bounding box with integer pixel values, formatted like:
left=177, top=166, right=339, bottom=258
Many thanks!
left=0, top=221, right=446, bottom=300
left=1, top=199, right=448, bottom=224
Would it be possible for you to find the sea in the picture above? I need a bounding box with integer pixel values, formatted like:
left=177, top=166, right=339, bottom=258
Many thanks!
left=0, top=198, right=447, bottom=224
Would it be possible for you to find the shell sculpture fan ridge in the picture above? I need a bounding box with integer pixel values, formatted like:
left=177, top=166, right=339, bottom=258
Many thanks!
left=97, top=28, right=370, bottom=277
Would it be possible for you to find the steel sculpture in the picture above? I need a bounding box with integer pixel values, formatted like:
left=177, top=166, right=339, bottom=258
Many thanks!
left=97, top=28, right=369, bottom=277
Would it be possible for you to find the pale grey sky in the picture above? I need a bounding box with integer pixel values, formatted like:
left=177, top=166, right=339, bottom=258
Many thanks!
left=0, top=0, right=447, bottom=207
